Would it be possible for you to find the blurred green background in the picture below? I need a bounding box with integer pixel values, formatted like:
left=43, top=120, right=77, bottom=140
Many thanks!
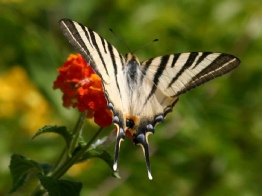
left=1, top=0, right=262, bottom=195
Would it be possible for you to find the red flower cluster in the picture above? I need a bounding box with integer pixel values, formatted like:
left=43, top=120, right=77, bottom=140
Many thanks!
left=53, top=54, right=112, bottom=127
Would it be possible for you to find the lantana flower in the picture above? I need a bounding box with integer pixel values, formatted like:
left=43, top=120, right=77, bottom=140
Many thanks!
left=53, top=54, right=112, bottom=127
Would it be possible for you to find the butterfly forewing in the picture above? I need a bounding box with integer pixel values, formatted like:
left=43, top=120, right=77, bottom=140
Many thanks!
left=141, top=52, right=240, bottom=97
left=59, top=19, right=127, bottom=125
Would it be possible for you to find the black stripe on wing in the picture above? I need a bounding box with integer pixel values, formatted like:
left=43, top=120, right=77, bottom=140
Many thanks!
left=140, top=58, right=153, bottom=84
left=107, top=43, right=122, bottom=99
left=175, top=53, right=240, bottom=96
left=60, top=19, right=92, bottom=59
left=170, top=53, right=181, bottom=68
left=193, top=52, right=213, bottom=69
left=88, top=28, right=110, bottom=76
left=59, top=19, right=125, bottom=81
left=99, top=34, right=107, bottom=54
left=144, top=55, right=170, bottom=105
left=168, top=52, right=199, bottom=88
left=59, top=19, right=103, bottom=76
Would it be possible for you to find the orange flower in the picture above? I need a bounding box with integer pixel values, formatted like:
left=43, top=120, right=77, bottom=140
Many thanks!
left=53, top=54, right=112, bottom=127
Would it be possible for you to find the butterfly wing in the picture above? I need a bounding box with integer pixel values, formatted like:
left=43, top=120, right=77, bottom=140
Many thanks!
left=59, top=19, right=128, bottom=171
left=130, top=53, right=240, bottom=179
left=136, top=52, right=240, bottom=151
left=141, top=52, right=240, bottom=99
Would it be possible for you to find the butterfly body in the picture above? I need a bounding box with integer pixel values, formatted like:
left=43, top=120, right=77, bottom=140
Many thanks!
left=59, top=19, right=240, bottom=180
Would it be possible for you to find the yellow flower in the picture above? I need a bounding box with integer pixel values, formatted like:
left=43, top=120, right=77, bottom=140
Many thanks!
left=0, top=66, right=55, bottom=135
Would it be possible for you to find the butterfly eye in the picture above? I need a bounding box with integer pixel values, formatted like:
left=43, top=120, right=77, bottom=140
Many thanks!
left=126, top=119, right=134, bottom=129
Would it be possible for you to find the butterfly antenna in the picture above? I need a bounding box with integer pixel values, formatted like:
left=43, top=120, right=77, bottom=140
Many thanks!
left=132, top=39, right=158, bottom=54
left=109, top=28, right=131, bottom=53
left=113, top=127, right=125, bottom=171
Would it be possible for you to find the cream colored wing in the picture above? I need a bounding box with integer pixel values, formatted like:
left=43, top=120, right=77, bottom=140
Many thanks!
left=141, top=52, right=240, bottom=98
left=59, top=18, right=128, bottom=173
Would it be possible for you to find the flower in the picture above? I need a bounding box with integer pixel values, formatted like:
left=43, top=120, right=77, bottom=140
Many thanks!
left=53, top=54, right=112, bottom=127
left=0, top=66, right=55, bottom=135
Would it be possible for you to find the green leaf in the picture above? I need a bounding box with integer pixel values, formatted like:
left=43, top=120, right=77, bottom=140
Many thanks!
left=38, top=162, right=53, bottom=175
left=9, top=154, right=52, bottom=193
left=79, top=148, right=113, bottom=167
left=37, top=174, right=82, bottom=196
left=32, top=125, right=72, bottom=147
left=79, top=148, right=120, bottom=178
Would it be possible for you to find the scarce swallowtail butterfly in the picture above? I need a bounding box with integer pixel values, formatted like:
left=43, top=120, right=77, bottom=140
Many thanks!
left=59, top=18, right=240, bottom=180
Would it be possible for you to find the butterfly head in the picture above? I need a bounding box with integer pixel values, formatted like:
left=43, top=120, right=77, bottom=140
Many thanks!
left=125, top=53, right=140, bottom=64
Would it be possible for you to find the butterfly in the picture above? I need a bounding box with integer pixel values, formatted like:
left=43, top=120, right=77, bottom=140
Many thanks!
left=59, top=18, right=240, bottom=180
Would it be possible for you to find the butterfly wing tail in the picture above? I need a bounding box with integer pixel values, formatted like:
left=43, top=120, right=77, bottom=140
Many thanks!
left=113, top=127, right=125, bottom=171
left=133, top=132, right=153, bottom=180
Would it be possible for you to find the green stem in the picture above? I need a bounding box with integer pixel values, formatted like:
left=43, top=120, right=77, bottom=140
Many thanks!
left=32, top=112, right=88, bottom=196
left=32, top=113, right=103, bottom=195
left=52, top=148, right=66, bottom=172
left=68, top=111, right=87, bottom=156
left=52, top=112, right=87, bottom=173
left=51, top=127, right=104, bottom=180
